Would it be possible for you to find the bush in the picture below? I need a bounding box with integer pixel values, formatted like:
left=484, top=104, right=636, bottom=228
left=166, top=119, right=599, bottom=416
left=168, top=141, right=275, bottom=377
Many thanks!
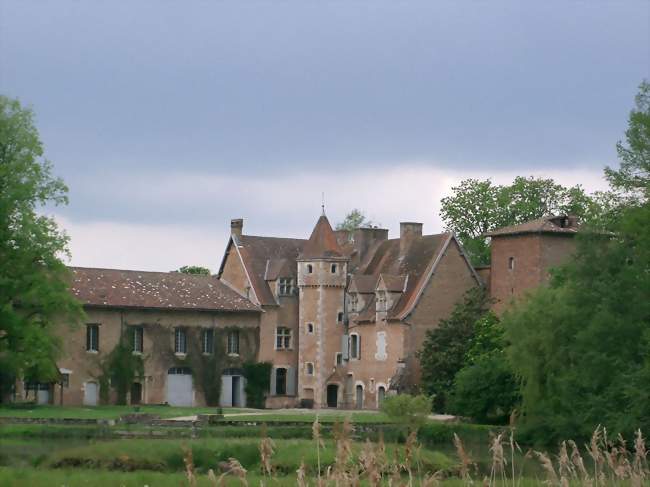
left=380, top=394, right=431, bottom=430
left=448, top=353, right=519, bottom=424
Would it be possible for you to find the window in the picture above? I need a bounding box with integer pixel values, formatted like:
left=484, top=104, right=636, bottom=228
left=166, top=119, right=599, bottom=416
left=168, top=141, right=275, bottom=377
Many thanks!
left=306, top=264, right=313, bottom=274
left=350, top=333, right=360, bottom=359
left=174, top=328, right=187, bottom=354
left=508, top=257, right=515, bottom=270
left=276, top=327, right=292, bottom=350
left=202, top=328, right=214, bottom=354
left=337, top=312, right=344, bottom=323
left=331, top=264, right=337, bottom=274
left=349, top=293, right=358, bottom=312
left=86, top=324, right=99, bottom=352
left=336, top=352, right=343, bottom=365
left=61, top=374, right=70, bottom=388
left=275, top=368, right=287, bottom=395
left=227, top=330, right=240, bottom=355
left=307, top=323, right=314, bottom=334
left=377, top=291, right=387, bottom=311
left=306, top=363, right=314, bottom=375
left=278, top=277, right=294, bottom=296
left=132, top=326, right=143, bottom=353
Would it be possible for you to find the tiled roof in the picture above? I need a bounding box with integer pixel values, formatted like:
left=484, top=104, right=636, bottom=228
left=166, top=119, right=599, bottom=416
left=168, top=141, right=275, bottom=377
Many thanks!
left=357, top=233, right=450, bottom=320
left=349, top=275, right=378, bottom=294
left=69, top=267, right=260, bottom=312
left=236, top=235, right=305, bottom=306
left=485, top=215, right=580, bottom=237
left=299, top=215, right=345, bottom=259
left=379, top=274, right=407, bottom=292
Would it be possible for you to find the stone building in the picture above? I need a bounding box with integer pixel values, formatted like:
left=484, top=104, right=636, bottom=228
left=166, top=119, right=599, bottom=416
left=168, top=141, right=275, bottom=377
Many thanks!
left=217, top=214, right=483, bottom=409
left=20, top=268, right=261, bottom=407
left=483, top=215, right=579, bottom=313
left=15, top=212, right=579, bottom=409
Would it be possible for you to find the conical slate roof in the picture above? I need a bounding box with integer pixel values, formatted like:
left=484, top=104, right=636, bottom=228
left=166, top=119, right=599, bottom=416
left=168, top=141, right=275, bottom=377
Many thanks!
left=299, top=215, right=345, bottom=259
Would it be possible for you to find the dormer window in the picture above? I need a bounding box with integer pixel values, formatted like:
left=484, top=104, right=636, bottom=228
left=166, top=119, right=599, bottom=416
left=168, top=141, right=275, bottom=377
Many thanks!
left=349, top=293, right=358, bottom=312
left=278, top=277, right=294, bottom=296
left=376, top=291, right=387, bottom=311
left=331, top=264, right=337, bottom=274
left=306, top=264, right=313, bottom=274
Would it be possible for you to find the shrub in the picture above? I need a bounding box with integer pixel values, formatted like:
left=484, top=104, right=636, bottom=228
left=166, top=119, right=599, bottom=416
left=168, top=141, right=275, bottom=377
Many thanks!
left=380, top=394, right=431, bottom=431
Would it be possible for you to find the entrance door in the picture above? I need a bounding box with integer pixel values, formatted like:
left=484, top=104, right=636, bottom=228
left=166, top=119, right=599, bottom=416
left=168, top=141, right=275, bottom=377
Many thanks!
left=167, top=367, right=193, bottom=407
left=232, top=376, right=241, bottom=407
left=377, top=386, right=386, bottom=408
left=84, top=382, right=99, bottom=406
left=326, top=384, right=338, bottom=408
left=356, top=385, right=364, bottom=409
left=130, top=382, right=142, bottom=405
left=36, top=384, right=50, bottom=405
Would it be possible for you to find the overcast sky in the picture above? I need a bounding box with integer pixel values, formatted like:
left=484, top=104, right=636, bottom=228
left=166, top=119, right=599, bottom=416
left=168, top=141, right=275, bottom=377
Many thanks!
left=1, top=1, right=648, bottom=272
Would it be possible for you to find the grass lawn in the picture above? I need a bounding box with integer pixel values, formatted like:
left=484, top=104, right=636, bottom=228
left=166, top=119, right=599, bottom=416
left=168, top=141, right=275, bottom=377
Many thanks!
left=225, top=411, right=394, bottom=423
left=0, top=405, right=250, bottom=420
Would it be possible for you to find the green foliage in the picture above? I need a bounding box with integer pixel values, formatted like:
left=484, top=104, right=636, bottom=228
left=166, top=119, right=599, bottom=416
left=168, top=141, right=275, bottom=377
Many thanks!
left=99, top=331, right=145, bottom=405
left=503, top=202, right=650, bottom=443
left=418, top=287, right=491, bottom=411
left=335, top=209, right=378, bottom=233
left=0, top=96, right=83, bottom=397
left=448, top=353, right=519, bottom=424
left=463, top=311, right=503, bottom=365
left=379, top=394, right=432, bottom=430
left=605, top=80, right=650, bottom=201
left=242, top=361, right=272, bottom=408
left=440, top=176, right=601, bottom=265
left=176, top=265, right=211, bottom=275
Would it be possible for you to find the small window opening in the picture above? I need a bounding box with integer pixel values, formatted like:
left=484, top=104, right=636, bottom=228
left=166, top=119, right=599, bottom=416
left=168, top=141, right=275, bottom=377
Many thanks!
left=508, top=257, right=515, bottom=270
left=337, top=312, right=344, bottom=323
left=306, top=264, right=313, bottom=274
left=306, top=363, right=314, bottom=375
left=307, top=323, right=314, bottom=334
left=331, top=264, right=337, bottom=273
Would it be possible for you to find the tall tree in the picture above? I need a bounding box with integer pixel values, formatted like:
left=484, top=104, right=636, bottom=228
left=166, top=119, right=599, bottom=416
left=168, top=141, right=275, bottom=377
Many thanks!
left=605, top=80, right=650, bottom=201
left=0, top=96, right=82, bottom=398
left=440, top=177, right=598, bottom=265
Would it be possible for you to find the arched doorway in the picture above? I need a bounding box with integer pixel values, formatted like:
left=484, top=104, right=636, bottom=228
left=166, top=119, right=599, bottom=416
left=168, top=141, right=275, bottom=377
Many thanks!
left=130, top=382, right=142, bottom=405
left=355, top=385, right=364, bottom=409
left=377, top=386, right=386, bottom=408
left=326, top=384, right=338, bottom=408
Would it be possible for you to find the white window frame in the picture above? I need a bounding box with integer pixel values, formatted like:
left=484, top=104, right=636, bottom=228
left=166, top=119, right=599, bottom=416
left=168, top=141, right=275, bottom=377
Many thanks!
left=278, top=277, right=294, bottom=296
left=202, top=328, right=214, bottom=355
left=227, top=329, right=240, bottom=355
left=275, top=326, right=292, bottom=350
left=174, top=328, right=187, bottom=355
left=132, top=326, right=143, bottom=354
left=349, top=333, right=360, bottom=360
left=86, top=324, right=99, bottom=352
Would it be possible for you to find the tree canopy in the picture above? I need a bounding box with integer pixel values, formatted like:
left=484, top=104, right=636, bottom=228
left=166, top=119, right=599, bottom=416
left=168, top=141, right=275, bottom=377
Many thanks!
left=335, top=209, right=378, bottom=233
left=0, top=96, right=83, bottom=397
left=440, top=176, right=603, bottom=265
left=176, top=265, right=211, bottom=275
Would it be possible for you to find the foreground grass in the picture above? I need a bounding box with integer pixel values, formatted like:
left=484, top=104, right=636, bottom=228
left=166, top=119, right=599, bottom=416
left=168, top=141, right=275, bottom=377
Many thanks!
left=0, top=405, right=249, bottom=419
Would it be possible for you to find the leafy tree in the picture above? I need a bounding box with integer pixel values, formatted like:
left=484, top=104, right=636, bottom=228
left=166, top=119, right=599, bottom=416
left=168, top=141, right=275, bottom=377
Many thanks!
left=503, top=202, right=650, bottom=442
left=605, top=80, right=650, bottom=201
left=418, top=287, right=491, bottom=412
left=448, top=354, right=520, bottom=424
left=448, top=312, right=520, bottom=424
left=335, top=209, right=378, bottom=233
left=380, top=393, right=432, bottom=431
left=440, top=177, right=598, bottom=265
left=176, top=265, right=211, bottom=275
left=243, top=361, right=272, bottom=409
left=0, top=96, right=83, bottom=400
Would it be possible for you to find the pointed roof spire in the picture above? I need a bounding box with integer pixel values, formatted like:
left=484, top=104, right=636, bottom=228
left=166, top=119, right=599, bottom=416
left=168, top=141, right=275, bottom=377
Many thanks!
left=299, top=214, right=345, bottom=260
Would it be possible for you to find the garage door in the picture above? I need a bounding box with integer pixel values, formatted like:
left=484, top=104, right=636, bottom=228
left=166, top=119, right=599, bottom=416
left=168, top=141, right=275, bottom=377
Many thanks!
left=167, top=367, right=193, bottom=407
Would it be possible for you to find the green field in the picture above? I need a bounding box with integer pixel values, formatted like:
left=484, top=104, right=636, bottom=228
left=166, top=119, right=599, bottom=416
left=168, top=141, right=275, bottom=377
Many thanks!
left=0, top=405, right=250, bottom=420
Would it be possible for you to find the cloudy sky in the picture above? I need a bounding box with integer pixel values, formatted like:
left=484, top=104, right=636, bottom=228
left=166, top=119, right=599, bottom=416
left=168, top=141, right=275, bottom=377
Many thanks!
left=1, top=1, right=648, bottom=272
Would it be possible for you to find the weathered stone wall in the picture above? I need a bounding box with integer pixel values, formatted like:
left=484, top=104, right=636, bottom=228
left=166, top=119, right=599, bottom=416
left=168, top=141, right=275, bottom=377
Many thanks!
left=52, top=307, right=259, bottom=407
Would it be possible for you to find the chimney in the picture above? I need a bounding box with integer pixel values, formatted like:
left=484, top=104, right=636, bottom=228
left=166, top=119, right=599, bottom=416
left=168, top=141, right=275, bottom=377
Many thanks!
left=400, top=222, right=422, bottom=253
left=352, top=227, right=389, bottom=262
left=231, top=218, right=244, bottom=238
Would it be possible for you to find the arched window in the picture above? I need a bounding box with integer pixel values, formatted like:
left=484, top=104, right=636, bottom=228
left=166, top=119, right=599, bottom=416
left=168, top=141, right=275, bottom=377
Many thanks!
left=306, top=264, right=313, bottom=274
left=377, top=386, right=386, bottom=406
